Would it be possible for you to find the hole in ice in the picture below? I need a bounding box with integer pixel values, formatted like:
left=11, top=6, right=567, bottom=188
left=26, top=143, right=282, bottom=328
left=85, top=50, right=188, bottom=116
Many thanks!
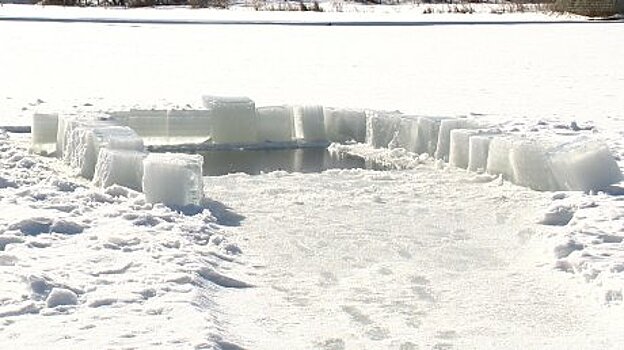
left=191, top=148, right=386, bottom=176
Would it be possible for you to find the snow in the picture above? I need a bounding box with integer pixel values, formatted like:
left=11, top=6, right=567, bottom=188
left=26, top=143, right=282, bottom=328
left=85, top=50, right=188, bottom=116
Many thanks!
left=202, top=95, right=257, bottom=146
left=324, top=107, right=367, bottom=144
left=30, top=113, right=58, bottom=156
left=256, top=105, right=295, bottom=144
left=45, top=288, right=78, bottom=308
left=142, top=153, right=204, bottom=207
left=293, top=105, right=327, bottom=145
left=93, top=148, right=147, bottom=191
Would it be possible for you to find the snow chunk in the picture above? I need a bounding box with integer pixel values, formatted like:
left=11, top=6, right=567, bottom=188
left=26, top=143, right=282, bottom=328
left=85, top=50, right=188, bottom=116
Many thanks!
left=256, top=106, right=295, bottom=144
left=46, top=288, right=78, bottom=308
left=142, top=153, right=204, bottom=207
left=93, top=148, right=147, bottom=192
left=50, top=219, right=84, bottom=235
left=435, top=119, right=477, bottom=161
left=549, top=138, right=622, bottom=191
left=538, top=204, right=575, bottom=226
left=366, top=111, right=401, bottom=149
left=324, top=107, right=366, bottom=144
left=9, top=217, right=52, bottom=235
left=30, top=113, right=58, bottom=156
left=202, top=95, right=258, bottom=145
left=293, top=105, right=327, bottom=145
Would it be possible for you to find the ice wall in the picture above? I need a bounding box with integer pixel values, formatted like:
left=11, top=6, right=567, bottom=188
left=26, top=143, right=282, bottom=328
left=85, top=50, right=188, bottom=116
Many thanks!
left=394, top=117, right=420, bottom=153
left=31, top=113, right=58, bottom=156
left=366, top=111, right=401, bottom=149
left=467, top=133, right=499, bottom=173
left=202, top=95, right=257, bottom=145
left=324, top=108, right=366, bottom=144
left=142, top=153, right=204, bottom=207
left=415, top=116, right=455, bottom=156
left=449, top=129, right=481, bottom=169
left=167, top=109, right=213, bottom=145
left=109, top=109, right=168, bottom=145
left=256, top=106, right=295, bottom=144
left=93, top=149, right=147, bottom=192
left=293, top=105, right=327, bottom=145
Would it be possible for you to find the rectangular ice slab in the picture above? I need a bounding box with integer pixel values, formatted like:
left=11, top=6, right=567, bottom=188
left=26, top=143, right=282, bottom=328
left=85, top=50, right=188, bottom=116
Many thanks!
left=167, top=109, right=213, bottom=145
left=486, top=136, right=516, bottom=180
left=394, top=117, right=420, bottom=153
left=415, top=116, right=454, bottom=156
left=57, top=114, right=114, bottom=160
left=31, top=113, right=58, bottom=156
left=449, top=129, right=481, bottom=169
left=293, top=105, right=327, bottom=145
left=93, top=149, right=147, bottom=192
left=509, top=140, right=558, bottom=191
left=435, top=119, right=477, bottom=161
left=366, top=112, right=401, bottom=149
left=256, top=106, right=295, bottom=144
left=202, top=95, right=257, bottom=145
left=324, top=108, right=366, bottom=144
left=110, top=109, right=168, bottom=145
left=549, top=138, right=622, bottom=191
left=142, top=153, right=204, bottom=207
left=468, top=133, right=500, bottom=173
left=68, top=125, right=143, bottom=180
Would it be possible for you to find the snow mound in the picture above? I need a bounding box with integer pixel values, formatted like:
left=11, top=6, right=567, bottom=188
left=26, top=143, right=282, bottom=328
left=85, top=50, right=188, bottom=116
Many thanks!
left=30, top=113, right=58, bottom=156
left=202, top=95, right=257, bottom=145
left=324, top=107, right=366, bottom=144
left=256, top=105, right=295, bottom=144
left=94, top=148, right=147, bottom=192
left=142, top=153, right=204, bottom=207
left=293, top=105, right=327, bottom=146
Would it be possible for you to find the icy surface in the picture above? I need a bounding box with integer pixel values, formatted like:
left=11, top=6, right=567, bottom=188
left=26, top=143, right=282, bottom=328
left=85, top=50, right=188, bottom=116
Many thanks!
left=293, top=105, right=327, bottom=145
left=324, top=107, right=366, bottom=144
left=30, top=113, right=58, bottom=155
left=202, top=95, right=257, bottom=145
left=93, top=148, right=147, bottom=191
left=256, top=106, right=295, bottom=144
left=142, top=153, right=204, bottom=207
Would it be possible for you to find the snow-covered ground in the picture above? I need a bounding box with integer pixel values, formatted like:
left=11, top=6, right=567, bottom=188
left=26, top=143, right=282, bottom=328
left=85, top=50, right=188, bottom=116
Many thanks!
left=1, top=4, right=624, bottom=349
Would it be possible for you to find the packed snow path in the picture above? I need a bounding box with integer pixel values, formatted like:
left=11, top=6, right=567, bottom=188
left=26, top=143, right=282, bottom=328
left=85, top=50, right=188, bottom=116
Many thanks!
left=207, top=167, right=624, bottom=349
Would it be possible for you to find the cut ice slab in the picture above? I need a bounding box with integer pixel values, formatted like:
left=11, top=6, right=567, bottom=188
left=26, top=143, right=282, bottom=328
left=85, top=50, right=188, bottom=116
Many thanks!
left=366, top=111, right=401, bottom=149
left=293, top=105, right=327, bottom=146
left=57, top=114, right=115, bottom=160
left=109, top=109, right=168, bottom=145
left=449, top=129, right=481, bottom=169
left=256, top=106, right=295, bottom=144
left=510, top=139, right=559, bottom=191
left=415, top=116, right=455, bottom=156
left=142, top=153, right=204, bottom=207
left=67, top=125, right=143, bottom=180
left=393, top=116, right=420, bottom=153
left=435, top=118, right=478, bottom=161
left=467, top=132, right=501, bottom=173
left=167, top=109, right=213, bottom=145
left=202, top=95, right=258, bottom=145
left=93, top=148, right=147, bottom=192
left=30, top=113, right=58, bottom=156
left=324, top=107, right=366, bottom=144
left=549, top=137, right=622, bottom=191
left=486, top=135, right=517, bottom=181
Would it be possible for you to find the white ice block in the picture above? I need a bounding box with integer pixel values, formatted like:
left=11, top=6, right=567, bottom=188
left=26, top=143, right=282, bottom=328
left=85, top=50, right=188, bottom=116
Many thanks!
left=202, top=95, right=257, bottom=145
left=324, top=107, right=366, bottom=143
left=142, top=153, right=204, bottom=207
left=57, top=114, right=114, bottom=160
left=293, top=105, right=327, bottom=145
left=435, top=119, right=477, bottom=161
left=167, top=109, right=213, bottom=145
left=549, top=138, right=622, bottom=191
left=366, top=111, right=401, bottom=149
left=415, top=116, right=454, bottom=156
left=109, top=109, right=168, bottom=144
left=509, top=139, right=559, bottom=191
left=449, top=129, right=481, bottom=169
left=93, top=148, right=147, bottom=192
left=468, top=133, right=500, bottom=173
left=256, top=106, right=295, bottom=144
left=31, top=113, right=58, bottom=155
left=68, top=125, right=142, bottom=180
left=394, top=116, right=420, bottom=153
left=486, top=136, right=516, bottom=180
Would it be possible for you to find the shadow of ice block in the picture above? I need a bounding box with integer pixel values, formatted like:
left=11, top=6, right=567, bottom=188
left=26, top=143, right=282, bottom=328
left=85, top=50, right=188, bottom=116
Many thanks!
left=109, top=109, right=168, bottom=145
left=93, top=149, right=147, bottom=192
left=293, top=105, right=327, bottom=146
left=143, top=153, right=204, bottom=207
left=486, top=135, right=516, bottom=181
left=202, top=95, right=257, bottom=146
left=256, top=106, right=295, bottom=144
left=549, top=138, right=622, bottom=191
left=31, top=113, right=58, bottom=156
left=167, top=109, right=213, bottom=145
left=324, top=107, right=366, bottom=144
left=68, top=125, right=143, bottom=180
left=394, top=116, right=420, bottom=153
left=365, top=111, right=401, bottom=149
left=510, top=139, right=559, bottom=191
left=435, top=119, right=478, bottom=161
left=449, top=129, right=481, bottom=169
